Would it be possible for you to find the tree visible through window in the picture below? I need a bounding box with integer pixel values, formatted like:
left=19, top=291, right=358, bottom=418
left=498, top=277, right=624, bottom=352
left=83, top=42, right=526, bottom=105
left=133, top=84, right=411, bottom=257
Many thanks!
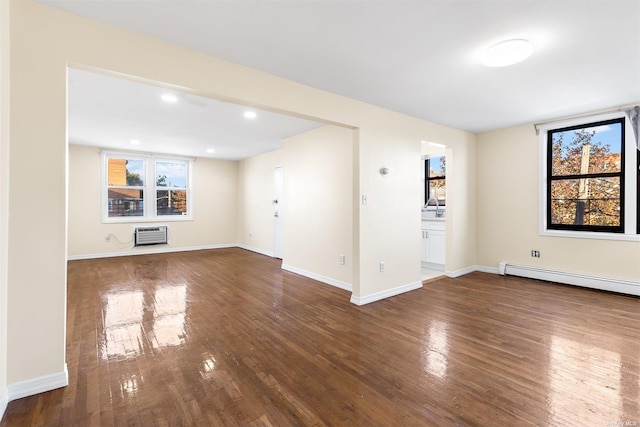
left=107, top=158, right=145, bottom=218
left=103, top=153, right=191, bottom=222
left=547, top=118, right=624, bottom=232
left=155, top=161, right=188, bottom=216
left=425, top=156, right=446, bottom=207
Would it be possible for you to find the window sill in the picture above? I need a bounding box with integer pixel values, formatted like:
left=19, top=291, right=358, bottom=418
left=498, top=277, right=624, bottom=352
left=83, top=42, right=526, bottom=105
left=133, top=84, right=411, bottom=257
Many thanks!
left=102, top=216, right=193, bottom=224
left=540, top=229, right=640, bottom=242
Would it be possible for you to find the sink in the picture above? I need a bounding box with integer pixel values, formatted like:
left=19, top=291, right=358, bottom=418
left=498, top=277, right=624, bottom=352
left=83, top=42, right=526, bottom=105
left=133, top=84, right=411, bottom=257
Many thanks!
left=422, top=210, right=445, bottom=220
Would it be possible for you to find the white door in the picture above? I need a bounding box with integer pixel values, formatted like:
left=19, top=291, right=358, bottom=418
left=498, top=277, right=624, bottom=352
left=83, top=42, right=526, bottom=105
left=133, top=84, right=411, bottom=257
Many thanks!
left=273, top=166, right=283, bottom=259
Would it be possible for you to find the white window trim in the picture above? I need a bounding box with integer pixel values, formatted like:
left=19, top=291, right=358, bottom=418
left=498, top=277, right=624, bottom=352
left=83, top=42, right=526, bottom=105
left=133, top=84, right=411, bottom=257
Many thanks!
left=538, top=111, right=639, bottom=242
left=102, top=151, right=194, bottom=223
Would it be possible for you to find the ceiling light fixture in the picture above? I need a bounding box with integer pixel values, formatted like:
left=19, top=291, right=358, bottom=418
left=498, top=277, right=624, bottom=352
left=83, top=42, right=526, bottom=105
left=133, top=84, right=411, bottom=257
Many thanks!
left=129, top=139, right=141, bottom=145
left=206, top=148, right=215, bottom=154
left=243, top=111, right=257, bottom=119
left=482, top=39, right=533, bottom=67
left=161, top=93, right=178, bottom=103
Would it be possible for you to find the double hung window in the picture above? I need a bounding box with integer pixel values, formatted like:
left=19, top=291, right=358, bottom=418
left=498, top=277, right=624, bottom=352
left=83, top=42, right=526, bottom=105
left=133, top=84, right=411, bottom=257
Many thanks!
left=542, top=112, right=638, bottom=239
left=424, top=156, right=446, bottom=207
left=103, top=152, right=192, bottom=222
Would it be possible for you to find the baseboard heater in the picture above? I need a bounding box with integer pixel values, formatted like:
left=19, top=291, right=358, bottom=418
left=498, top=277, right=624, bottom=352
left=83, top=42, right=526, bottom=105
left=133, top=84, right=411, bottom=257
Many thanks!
left=134, top=226, right=168, bottom=246
left=498, top=262, right=640, bottom=296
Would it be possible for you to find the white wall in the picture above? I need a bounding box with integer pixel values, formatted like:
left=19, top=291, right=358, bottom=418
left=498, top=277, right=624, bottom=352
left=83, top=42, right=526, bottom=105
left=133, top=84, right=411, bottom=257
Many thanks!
left=476, top=123, right=640, bottom=282
left=68, top=145, right=238, bottom=257
left=5, top=0, right=475, bottom=393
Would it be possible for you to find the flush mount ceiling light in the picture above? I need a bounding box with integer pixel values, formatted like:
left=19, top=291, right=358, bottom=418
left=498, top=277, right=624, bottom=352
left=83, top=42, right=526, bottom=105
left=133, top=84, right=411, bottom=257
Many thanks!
left=161, top=93, right=178, bottom=103
left=129, top=139, right=141, bottom=145
left=243, top=111, right=257, bottom=119
left=206, top=148, right=215, bottom=154
left=482, top=39, right=533, bottom=67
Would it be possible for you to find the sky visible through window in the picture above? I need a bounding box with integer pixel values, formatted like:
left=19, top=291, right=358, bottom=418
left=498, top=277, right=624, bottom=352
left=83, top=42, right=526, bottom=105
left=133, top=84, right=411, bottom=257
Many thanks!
left=429, top=156, right=446, bottom=177
left=126, top=160, right=144, bottom=183
left=553, top=123, right=622, bottom=158
left=156, top=162, right=187, bottom=188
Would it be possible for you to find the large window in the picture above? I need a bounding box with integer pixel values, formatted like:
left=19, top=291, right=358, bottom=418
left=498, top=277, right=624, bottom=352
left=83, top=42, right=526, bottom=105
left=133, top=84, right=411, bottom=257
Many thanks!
left=104, top=153, right=192, bottom=222
left=542, top=113, right=638, bottom=238
left=425, top=156, right=446, bottom=207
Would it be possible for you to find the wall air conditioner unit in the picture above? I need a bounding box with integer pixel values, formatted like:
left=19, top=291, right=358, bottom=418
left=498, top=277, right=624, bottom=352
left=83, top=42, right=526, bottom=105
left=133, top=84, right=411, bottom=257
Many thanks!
left=134, top=226, right=168, bottom=246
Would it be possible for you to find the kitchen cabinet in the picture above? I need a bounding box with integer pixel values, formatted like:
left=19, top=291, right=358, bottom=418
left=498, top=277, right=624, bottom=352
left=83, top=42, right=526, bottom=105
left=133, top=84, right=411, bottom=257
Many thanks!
left=421, top=220, right=445, bottom=266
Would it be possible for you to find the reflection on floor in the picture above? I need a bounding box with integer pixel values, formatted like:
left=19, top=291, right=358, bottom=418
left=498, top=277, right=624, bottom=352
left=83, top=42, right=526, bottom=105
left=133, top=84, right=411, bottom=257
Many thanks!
left=3, top=249, right=638, bottom=426
left=421, top=267, right=445, bottom=281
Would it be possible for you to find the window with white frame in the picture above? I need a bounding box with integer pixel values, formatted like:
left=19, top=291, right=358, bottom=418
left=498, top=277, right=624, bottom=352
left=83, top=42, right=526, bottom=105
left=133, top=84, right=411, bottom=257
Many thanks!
left=540, top=112, right=639, bottom=239
left=103, top=152, right=192, bottom=222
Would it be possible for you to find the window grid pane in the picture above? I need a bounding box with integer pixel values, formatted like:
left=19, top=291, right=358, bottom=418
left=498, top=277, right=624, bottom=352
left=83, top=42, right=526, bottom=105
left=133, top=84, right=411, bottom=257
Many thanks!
left=156, top=189, right=188, bottom=216
left=107, top=158, right=144, bottom=187
left=107, top=189, right=144, bottom=217
left=550, top=178, right=621, bottom=227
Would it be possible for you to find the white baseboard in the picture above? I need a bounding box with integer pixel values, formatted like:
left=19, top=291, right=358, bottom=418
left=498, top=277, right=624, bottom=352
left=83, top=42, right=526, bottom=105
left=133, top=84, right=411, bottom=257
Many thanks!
left=67, top=244, right=237, bottom=261
left=236, top=244, right=275, bottom=258
left=351, top=281, right=422, bottom=306
left=7, top=364, right=68, bottom=402
left=479, top=263, right=640, bottom=296
left=474, top=265, right=500, bottom=275
left=0, top=386, right=8, bottom=422
left=281, top=264, right=352, bottom=292
left=446, top=265, right=481, bottom=278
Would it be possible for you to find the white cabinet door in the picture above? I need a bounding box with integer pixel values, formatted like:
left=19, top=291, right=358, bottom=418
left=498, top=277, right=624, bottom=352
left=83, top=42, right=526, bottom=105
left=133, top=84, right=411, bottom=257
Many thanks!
left=421, top=228, right=429, bottom=262
left=422, top=221, right=445, bottom=265
left=426, top=229, right=446, bottom=265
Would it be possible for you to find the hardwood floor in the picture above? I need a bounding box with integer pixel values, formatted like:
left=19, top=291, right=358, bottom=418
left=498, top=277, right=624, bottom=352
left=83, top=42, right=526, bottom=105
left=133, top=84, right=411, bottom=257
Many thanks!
left=2, top=248, right=639, bottom=426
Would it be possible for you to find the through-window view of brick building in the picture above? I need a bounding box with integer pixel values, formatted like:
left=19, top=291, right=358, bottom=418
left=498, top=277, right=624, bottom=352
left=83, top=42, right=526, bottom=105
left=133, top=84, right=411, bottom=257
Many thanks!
left=107, top=158, right=187, bottom=217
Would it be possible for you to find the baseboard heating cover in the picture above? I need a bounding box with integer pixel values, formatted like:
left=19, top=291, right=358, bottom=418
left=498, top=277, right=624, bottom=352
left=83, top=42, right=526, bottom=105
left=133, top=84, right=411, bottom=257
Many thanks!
left=134, top=226, right=168, bottom=246
left=499, top=262, right=640, bottom=296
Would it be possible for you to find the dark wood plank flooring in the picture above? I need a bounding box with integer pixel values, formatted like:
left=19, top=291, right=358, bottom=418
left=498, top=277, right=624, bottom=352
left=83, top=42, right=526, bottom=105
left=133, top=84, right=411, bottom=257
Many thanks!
left=2, top=248, right=639, bottom=426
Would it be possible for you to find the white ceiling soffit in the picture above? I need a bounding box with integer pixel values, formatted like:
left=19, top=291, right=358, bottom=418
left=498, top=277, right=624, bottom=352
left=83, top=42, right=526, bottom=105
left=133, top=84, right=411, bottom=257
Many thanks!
left=47, top=1, right=639, bottom=133
left=68, top=68, right=324, bottom=160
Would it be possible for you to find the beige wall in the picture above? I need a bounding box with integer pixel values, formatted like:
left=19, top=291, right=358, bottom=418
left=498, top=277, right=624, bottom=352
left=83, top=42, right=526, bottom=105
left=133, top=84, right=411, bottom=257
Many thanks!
left=68, top=145, right=238, bottom=257
left=1, top=0, right=10, bottom=403
left=237, top=126, right=354, bottom=287
left=237, top=149, right=283, bottom=256
left=281, top=126, right=354, bottom=286
left=476, top=124, right=640, bottom=282
left=6, top=0, right=475, bottom=389
left=8, top=1, right=68, bottom=384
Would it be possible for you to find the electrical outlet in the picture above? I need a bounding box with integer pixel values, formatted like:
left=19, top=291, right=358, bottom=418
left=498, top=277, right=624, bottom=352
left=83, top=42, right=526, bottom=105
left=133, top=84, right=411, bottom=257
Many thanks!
left=362, top=194, right=367, bottom=205
left=531, top=250, right=540, bottom=258
left=339, top=255, right=345, bottom=265
left=379, top=261, right=385, bottom=272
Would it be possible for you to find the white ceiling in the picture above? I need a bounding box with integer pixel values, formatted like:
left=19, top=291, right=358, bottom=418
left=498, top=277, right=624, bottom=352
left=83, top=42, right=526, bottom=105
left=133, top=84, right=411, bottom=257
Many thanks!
left=68, top=69, right=324, bottom=160
left=50, top=0, right=640, bottom=154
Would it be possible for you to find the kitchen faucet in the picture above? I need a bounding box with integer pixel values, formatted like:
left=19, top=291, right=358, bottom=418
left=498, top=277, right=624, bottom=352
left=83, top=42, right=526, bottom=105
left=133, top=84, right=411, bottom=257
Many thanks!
left=425, top=197, right=443, bottom=217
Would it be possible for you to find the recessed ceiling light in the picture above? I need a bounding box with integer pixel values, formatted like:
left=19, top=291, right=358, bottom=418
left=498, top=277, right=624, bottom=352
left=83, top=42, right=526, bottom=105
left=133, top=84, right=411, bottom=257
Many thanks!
left=482, top=39, right=533, bottom=67
left=206, top=148, right=215, bottom=154
left=130, top=139, right=141, bottom=145
left=161, top=93, right=178, bottom=103
left=244, top=111, right=257, bottom=119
